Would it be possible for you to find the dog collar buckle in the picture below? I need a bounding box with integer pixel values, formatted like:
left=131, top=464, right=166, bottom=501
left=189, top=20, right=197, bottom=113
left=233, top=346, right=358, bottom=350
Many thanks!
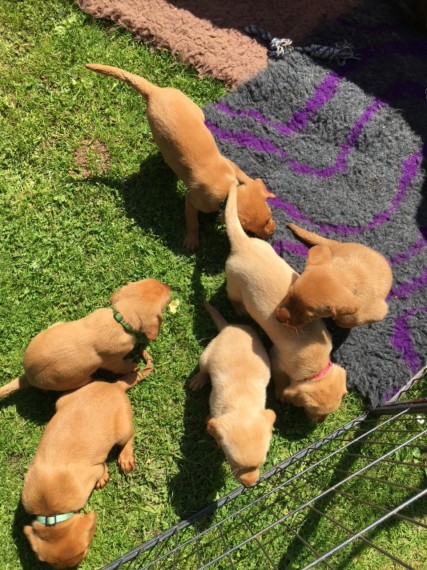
left=36, top=512, right=75, bottom=526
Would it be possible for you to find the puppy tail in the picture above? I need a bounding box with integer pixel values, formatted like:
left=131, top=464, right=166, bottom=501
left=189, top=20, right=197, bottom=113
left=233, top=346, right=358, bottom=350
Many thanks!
left=203, top=300, right=228, bottom=331
left=287, top=223, right=339, bottom=248
left=0, top=375, right=29, bottom=399
left=225, top=182, right=248, bottom=250
left=85, top=64, right=156, bottom=99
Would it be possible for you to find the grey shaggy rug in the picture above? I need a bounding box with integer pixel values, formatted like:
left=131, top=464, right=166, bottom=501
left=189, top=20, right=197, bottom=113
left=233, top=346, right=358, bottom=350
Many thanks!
left=204, top=0, right=427, bottom=407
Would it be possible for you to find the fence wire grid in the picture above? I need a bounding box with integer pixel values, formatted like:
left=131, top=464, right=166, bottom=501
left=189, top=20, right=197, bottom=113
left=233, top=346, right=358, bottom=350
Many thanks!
left=102, top=368, right=427, bottom=570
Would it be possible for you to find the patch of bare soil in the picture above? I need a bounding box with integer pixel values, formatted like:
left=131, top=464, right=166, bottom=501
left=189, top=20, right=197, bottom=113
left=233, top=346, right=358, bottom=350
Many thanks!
left=73, top=138, right=110, bottom=179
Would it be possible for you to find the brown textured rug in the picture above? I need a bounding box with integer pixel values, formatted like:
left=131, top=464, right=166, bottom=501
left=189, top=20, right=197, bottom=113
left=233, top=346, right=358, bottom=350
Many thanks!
left=76, top=0, right=362, bottom=87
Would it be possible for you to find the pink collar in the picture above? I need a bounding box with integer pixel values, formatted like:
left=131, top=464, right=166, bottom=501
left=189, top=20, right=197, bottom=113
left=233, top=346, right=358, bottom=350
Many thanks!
left=303, top=361, right=333, bottom=382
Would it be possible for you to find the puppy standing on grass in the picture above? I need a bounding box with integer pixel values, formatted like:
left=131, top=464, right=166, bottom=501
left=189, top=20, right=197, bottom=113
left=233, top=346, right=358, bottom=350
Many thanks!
left=0, top=279, right=171, bottom=398
left=85, top=64, right=276, bottom=251
left=276, top=223, right=393, bottom=328
left=224, top=184, right=347, bottom=422
left=22, top=372, right=144, bottom=569
left=189, top=300, right=275, bottom=487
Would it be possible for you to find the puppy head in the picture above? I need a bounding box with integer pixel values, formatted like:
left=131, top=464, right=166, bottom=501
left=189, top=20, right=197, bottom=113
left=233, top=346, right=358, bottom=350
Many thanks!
left=281, top=365, right=347, bottom=422
left=24, top=512, right=97, bottom=569
left=236, top=179, right=276, bottom=239
left=110, top=278, right=171, bottom=340
left=207, top=409, right=276, bottom=487
left=276, top=246, right=357, bottom=327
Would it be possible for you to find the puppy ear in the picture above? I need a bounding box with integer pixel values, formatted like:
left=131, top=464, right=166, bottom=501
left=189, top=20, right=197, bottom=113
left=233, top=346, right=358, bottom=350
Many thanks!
left=80, top=511, right=97, bottom=542
left=206, top=418, right=224, bottom=443
left=336, top=303, right=358, bottom=316
left=283, top=387, right=307, bottom=407
left=24, top=525, right=43, bottom=560
left=306, top=245, right=332, bottom=267
left=143, top=314, right=163, bottom=341
left=332, top=293, right=359, bottom=319
left=256, top=179, right=276, bottom=199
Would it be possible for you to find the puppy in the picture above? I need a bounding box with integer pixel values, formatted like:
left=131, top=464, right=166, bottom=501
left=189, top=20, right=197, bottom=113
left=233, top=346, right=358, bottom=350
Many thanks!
left=225, top=185, right=347, bottom=422
left=276, top=224, right=393, bottom=328
left=85, top=64, right=276, bottom=251
left=22, top=372, right=143, bottom=569
left=189, top=300, right=275, bottom=486
left=0, top=278, right=170, bottom=397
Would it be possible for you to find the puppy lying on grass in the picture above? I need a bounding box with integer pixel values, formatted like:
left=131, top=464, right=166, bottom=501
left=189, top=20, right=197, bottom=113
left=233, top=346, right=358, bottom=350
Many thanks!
left=189, top=300, right=275, bottom=487
left=85, top=64, right=276, bottom=251
left=225, top=185, right=347, bottom=422
left=276, top=224, right=393, bottom=328
left=22, top=372, right=144, bottom=569
left=0, top=279, right=170, bottom=398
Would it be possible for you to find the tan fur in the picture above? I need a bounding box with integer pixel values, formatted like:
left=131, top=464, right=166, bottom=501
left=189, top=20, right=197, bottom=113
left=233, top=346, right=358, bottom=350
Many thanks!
left=85, top=64, right=276, bottom=251
left=189, top=300, right=275, bottom=486
left=276, top=224, right=393, bottom=328
left=22, top=374, right=142, bottom=568
left=225, top=186, right=347, bottom=422
left=0, top=279, right=170, bottom=397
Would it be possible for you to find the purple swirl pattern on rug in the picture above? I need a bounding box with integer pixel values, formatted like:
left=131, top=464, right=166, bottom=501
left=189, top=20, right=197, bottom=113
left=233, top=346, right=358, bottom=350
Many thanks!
left=203, top=1, right=427, bottom=406
left=206, top=98, right=385, bottom=178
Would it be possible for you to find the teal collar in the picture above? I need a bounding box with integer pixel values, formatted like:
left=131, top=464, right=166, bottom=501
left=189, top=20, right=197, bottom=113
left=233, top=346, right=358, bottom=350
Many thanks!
left=111, top=307, right=149, bottom=358
left=36, top=512, right=75, bottom=526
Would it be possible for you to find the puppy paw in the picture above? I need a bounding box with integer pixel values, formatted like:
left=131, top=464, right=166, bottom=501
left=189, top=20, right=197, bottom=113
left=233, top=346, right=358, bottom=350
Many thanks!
left=183, top=232, right=200, bottom=252
left=139, top=350, right=154, bottom=378
left=189, top=372, right=209, bottom=391
left=118, top=453, right=135, bottom=474
left=96, top=466, right=109, bottom=489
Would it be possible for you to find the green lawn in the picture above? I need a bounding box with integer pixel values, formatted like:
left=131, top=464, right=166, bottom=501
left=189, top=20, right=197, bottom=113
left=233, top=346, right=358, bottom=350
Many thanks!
left=0, top=1, right=424, bottom=569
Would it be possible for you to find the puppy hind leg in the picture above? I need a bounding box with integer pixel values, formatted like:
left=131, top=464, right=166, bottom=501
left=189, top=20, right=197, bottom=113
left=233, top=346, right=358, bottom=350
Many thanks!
left=95, top=464, right=109, bottom=489
left=189, top=371, right=210, bottom=391
left=357, top=299, right=389, bottom=325
left=117, top=435, right=135, bottom=474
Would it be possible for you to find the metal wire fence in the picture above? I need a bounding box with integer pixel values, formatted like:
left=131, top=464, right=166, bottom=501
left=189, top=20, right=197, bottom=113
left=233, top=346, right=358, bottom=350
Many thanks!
left=102, top=368, right=427, bottom=570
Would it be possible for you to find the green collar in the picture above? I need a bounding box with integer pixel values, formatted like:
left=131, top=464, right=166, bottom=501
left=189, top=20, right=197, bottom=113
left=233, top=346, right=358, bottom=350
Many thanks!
left=36, top=512, right=75, bottom=526
left=111, top=307, right=149, bottom=359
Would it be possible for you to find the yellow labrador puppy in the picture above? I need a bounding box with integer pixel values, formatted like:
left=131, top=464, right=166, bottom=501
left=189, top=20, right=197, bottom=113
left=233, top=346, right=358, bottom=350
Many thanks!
left=276, top=224, right=393, bottom=328
left=22, top=372, right=144, bottom=569
left=85, top=64, right=275, bottom=251
left=0, top=279, right=170, bottom=398
left=189, top=300, right=275, bottom=486
left=225, top=185, right=347, bottom=422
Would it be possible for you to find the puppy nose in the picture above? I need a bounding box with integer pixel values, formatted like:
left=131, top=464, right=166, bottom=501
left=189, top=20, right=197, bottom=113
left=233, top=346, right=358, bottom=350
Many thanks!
left=314, top=414, right=328, bottom=423
left=239, top=471, right=259, bottom=487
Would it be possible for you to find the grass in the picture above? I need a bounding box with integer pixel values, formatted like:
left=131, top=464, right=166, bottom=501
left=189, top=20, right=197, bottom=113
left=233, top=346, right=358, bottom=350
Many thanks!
left=0, top=1, right=424, bottom=569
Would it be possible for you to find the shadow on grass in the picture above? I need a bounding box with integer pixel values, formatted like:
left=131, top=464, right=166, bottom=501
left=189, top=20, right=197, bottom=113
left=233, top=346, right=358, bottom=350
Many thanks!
left=0, top=388, right=58, bottom=425
left=88, top=152, right=231, bottom=264
left=166, top=349, right=228, bottom=522
left=166, top=279, right=228, bottom=522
